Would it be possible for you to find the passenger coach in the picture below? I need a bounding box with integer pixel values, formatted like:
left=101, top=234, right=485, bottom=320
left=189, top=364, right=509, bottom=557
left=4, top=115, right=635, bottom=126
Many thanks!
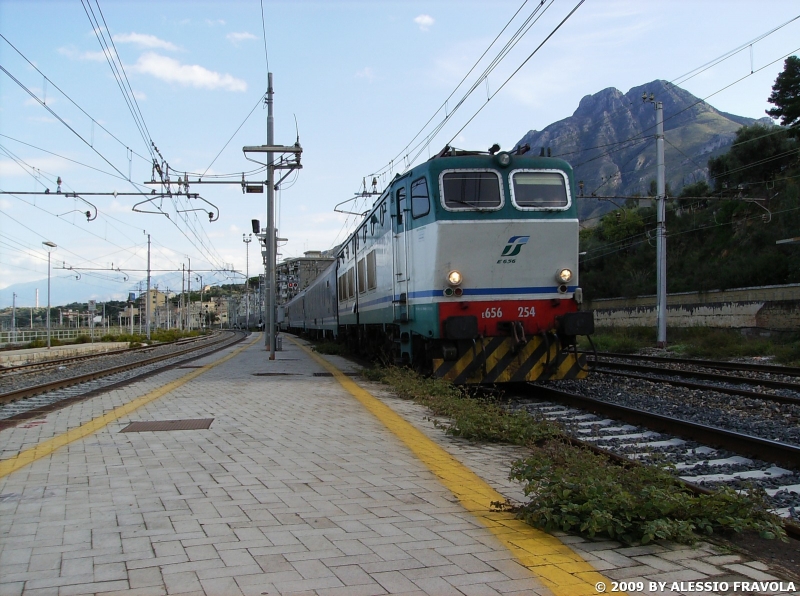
left=281, top=145, right=594, bottom=383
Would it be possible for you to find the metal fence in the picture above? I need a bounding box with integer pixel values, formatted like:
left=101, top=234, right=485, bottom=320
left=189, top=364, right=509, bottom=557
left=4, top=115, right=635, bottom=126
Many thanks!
left=0, top=327, right=125, bottom=347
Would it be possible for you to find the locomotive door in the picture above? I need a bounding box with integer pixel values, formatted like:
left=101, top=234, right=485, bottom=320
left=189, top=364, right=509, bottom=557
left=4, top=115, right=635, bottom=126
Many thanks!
left=392, top=185, right=409, bottom=322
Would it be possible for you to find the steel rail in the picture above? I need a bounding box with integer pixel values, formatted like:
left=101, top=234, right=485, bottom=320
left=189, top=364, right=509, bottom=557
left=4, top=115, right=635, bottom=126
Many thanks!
left=593, top=367, right=800, bottom=405
left=590, top=359, right=800, bottom=391
left=527, top=384, right=800, bottom=469
left=0, top=331, right=241, bottom=405
left=588, top=351, right=800, bottom=378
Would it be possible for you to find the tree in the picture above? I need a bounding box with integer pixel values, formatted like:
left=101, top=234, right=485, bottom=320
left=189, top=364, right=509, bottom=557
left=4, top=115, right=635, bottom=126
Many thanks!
left=707, top=124, right=792, bottom=191
left=766, top=55, right=800, bottom=134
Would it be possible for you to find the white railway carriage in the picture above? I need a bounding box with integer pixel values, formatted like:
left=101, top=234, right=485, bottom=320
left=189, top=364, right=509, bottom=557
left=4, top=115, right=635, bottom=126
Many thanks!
left=280, top=146, right=593, bottom=383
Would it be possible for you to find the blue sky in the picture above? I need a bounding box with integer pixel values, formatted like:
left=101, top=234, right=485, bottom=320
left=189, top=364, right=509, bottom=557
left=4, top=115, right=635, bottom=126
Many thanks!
left=1, top=0, right=799, bottom=307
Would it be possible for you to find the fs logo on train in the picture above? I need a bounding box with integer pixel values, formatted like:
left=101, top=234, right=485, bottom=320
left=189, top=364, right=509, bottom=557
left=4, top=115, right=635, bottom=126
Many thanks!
left=498, top=235, right=529, bottom=263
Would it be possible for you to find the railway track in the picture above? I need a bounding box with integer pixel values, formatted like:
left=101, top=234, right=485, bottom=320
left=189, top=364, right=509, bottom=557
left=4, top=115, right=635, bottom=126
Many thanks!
left=517, top=364, right=800, bottom=532
left=0, top=334, right=207, bottom=376
left=0, top=330, right=247, bottom=427
left=589, top=351, right=800, bottom=377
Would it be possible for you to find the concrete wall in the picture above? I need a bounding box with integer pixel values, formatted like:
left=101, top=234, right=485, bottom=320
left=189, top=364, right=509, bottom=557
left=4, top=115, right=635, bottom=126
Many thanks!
left=586, top=284, right=800, bottom=330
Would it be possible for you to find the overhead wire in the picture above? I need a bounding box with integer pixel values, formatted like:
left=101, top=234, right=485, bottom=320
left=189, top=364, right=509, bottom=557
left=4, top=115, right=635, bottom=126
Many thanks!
left=374, top=0, right=535, bottom=179
left=201, top=92, right=268, bottom=177
left=539, top=17, right=800, bottom=162
left=0, top=64, right=141, bottom=183
left=81, top=0, right=155, bottom=162
left=332, top=0, right=566, bottom=247
left=0, top=33, right=152, bottom=165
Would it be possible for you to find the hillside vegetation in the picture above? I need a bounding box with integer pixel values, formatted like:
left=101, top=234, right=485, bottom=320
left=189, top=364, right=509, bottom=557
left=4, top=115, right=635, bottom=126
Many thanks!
left=579, top=127, right=799, bottom=301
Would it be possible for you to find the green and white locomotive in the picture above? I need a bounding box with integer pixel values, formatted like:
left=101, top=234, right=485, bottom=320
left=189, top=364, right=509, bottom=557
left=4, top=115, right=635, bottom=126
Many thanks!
left=281, top=145, right=594, bottom=383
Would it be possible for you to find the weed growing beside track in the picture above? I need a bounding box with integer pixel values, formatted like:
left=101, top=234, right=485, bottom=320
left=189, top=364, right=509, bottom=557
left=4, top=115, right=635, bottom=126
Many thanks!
left=362, top=365, right=787, bottom=545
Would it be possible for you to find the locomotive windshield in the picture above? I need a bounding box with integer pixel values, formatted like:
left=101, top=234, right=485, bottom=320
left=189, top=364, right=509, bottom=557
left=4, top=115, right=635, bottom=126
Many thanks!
left=511, top=170, right=569, bottom=209
left=441, top=171, right=502, bottom=210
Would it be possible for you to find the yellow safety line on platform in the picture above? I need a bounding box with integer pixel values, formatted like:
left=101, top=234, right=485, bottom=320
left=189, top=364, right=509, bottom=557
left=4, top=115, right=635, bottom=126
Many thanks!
left=0, top=334, right=262, bottom=480
left=291, top=335, right=620, bottom=596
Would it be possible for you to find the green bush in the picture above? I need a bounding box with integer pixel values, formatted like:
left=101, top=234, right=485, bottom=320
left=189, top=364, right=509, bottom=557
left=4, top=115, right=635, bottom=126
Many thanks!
left=510, top=440, right=785, bottom=544
left=74, top=334, right=92, bottom=344
left=312, top=341, right=349, bottom=356
left=366, top=367, right=560, bottom=445
left=579, top=327, right=653, bottom=353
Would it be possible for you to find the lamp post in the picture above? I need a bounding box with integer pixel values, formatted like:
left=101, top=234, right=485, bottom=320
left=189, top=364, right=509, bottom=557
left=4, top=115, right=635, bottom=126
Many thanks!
left=42, top=241, right=57, bottom=348
left=243, top=233, right=252, bottom=331
left=11, top=292, right=16, bottom=343
left=186, top=256, right=192, bottom=331
left=196, top=275, right=204, bottom=329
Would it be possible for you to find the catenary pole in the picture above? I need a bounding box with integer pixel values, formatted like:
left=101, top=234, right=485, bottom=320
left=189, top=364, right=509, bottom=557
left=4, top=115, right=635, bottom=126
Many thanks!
left=655, top=100, right=667, bottom=348
left=187, top=257, right=192, bottom=331
left=146, top=233, right=151, bottom=341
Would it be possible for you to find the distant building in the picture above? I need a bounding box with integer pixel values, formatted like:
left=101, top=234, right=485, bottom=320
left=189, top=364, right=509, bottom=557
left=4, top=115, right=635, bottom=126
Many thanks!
left=276, top=251, right=335, bottom=304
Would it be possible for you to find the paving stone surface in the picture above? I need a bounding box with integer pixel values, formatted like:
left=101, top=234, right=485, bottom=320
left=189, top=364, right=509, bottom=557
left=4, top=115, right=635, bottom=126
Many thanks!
left=0, top=334, right=797, bottom=596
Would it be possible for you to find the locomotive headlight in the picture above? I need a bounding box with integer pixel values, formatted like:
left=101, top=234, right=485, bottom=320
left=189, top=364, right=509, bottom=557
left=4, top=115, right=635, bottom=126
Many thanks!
left=447, top=270, right=463, bottom=286
left=556, top=268, right=573, bottom=283
left=495, top=152, right=511, bottom=167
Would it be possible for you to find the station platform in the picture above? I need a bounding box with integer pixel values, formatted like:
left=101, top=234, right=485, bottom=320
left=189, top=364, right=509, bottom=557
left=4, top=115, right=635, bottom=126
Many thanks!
left=0, top=333, right=796, bottom=596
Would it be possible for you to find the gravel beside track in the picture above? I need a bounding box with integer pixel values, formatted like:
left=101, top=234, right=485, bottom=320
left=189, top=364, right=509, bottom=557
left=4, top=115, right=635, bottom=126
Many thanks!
left=0, top=331, right=244, bottom=421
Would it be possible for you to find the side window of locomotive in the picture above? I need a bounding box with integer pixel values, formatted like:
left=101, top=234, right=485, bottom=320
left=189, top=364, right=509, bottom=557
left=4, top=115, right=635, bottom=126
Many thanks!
left=511, top=170, right=570, bottom=209
left=395, top=188, right=406, bottom=224
left=411, top=177, right=430, bottom=218
left=441, top=171, right=502, bottom=210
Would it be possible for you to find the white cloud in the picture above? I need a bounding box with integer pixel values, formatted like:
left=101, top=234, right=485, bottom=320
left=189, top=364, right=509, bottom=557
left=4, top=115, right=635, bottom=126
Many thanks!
left=58, top=46, right=110, bottom=62
left=131, top=52, right=247, bottom=92
left=132, top=90, right=147, bottom=101
left=227, top=32, right=257, bottom=44
left=112, top=32, right=179, bottom=51
left=355, top=67, right=375, bottom=81
left=414, top=14, right=434, bottom=31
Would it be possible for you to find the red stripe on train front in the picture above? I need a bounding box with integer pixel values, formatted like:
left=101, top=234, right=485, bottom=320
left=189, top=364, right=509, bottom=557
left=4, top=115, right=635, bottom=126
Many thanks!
left=438, top=298, right=577, bottom=337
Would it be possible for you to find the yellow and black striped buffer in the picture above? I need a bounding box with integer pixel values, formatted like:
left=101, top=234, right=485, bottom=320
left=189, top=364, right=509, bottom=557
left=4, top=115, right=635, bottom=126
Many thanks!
left=432, top=336, right=588, bottom=384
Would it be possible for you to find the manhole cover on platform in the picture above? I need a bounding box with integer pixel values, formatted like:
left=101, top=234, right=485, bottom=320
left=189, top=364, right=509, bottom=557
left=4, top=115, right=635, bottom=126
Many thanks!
left=252, top=372, right=299, bottom=376
left=120, top=419, right=214, bottom=432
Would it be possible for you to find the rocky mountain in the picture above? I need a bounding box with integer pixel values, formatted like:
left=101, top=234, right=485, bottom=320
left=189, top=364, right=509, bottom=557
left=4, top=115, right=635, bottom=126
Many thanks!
left=514, top=80, right=772, bottom=221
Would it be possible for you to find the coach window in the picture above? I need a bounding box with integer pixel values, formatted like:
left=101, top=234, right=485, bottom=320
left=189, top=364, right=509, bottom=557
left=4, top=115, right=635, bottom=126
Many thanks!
left=346, top=268, right=355, bottom=299
left=357, top=258, right=366, bottom=294
left=366, top=251, right=377, bottom=290
left=411, top=177, right=430, bottom=218
left=510, top=170, right=570, bottom=210
left=440, top=170, right=502, bottom=210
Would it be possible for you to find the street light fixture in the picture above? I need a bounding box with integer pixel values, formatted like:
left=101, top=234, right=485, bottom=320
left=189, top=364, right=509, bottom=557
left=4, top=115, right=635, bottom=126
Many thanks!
left=42, top=241, right=57, bottom=348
